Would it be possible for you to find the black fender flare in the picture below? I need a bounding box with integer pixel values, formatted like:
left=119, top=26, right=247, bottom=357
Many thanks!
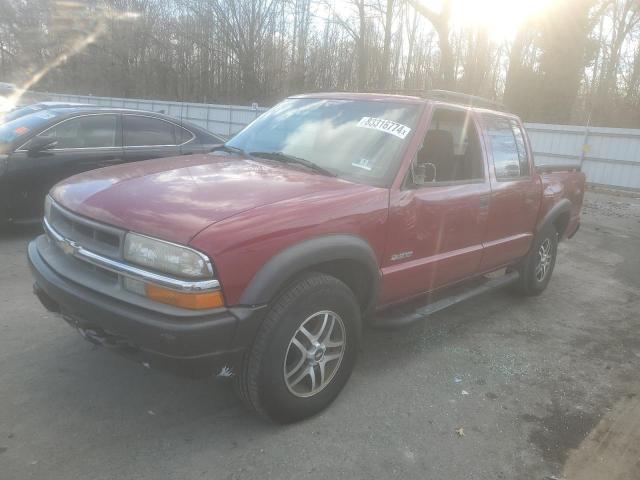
left=535, top=198, right=572, bottom=236
left=238, top=234, right=381, bottom=313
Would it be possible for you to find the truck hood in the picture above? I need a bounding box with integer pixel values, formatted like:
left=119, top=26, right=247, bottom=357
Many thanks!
left=51, top=154, right=363, bottom=245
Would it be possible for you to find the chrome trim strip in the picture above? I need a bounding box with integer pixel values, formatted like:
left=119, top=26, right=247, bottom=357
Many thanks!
left=16, top=112, right=196, bottom=151
left=44, top=217, right=220, bottom=292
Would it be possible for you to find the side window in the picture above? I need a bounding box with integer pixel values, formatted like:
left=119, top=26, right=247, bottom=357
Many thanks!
left=175, top=125, right=194, bottom=144
left=35, top=115, right=117, bottom=149
left=484, top=115, right=529, bottom=179
left=409, top=108, right=484, bottom=186
left=123, top=116, right=177, bottom=147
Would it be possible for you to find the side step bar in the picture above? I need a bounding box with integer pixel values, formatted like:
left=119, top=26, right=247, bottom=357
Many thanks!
left=371, top=270, right=520, bottom=329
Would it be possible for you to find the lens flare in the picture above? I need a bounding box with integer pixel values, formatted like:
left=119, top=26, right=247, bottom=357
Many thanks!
left=0, top=8, right=138, bottom=115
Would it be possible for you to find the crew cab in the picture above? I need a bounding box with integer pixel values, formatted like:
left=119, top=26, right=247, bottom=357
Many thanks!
left=28, top=91, right=585, bottom=423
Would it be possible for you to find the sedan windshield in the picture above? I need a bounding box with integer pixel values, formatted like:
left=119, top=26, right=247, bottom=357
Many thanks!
left=226, top=98, right=421, bottom=187
left=0, top=111, right=54, bottom=153
left=1, top=104, right=46, bottom=123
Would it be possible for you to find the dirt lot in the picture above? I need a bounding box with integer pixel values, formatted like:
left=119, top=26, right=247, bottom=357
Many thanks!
left=1, top=190, right=639, bottom=480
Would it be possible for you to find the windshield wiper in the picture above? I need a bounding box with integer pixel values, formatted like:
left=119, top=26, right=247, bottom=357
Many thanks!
left=249, top=151, right=336, bottom=177
left=210, top=144, right=247, bottom=156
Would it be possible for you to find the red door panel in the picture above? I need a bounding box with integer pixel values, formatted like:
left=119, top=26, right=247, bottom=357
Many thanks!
left=479, top=178, right=540, bottom=270
left=379, top=182, right=490, bottom=305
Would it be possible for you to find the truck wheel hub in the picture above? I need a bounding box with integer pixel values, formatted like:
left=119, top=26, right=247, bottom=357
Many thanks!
left=283, top=310, right=346, bottom=398
left=535, top=238, right=553, bottom=281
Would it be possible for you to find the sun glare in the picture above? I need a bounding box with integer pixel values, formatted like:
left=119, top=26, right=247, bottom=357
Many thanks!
left=0, top=95, right=17, bottom=113
left=449, top=0, right=554, bottom=40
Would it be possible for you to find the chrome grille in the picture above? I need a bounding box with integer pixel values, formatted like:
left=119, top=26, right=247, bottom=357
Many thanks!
left=44, top=198, right=220, bottom=296
left=48, top=202, right=124, bottom=259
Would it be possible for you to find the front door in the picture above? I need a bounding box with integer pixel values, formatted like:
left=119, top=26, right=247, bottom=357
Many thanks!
left=380, top=107, right=491, bottom=305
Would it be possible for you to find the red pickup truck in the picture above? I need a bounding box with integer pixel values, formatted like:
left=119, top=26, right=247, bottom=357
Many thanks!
left=29, top=91, right=585, bottom=423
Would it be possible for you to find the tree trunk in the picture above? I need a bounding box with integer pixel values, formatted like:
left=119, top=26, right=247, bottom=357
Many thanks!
left=379, top=0, right=394, bottom=88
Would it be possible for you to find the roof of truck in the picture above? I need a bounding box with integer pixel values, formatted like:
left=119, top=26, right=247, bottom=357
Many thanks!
left=291, top=89, right=509, bottom=113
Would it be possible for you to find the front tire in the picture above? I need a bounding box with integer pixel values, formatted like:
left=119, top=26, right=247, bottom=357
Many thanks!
left=234, top=272, right=361, bottom=423
left=513, top=223, right=558, bottom=296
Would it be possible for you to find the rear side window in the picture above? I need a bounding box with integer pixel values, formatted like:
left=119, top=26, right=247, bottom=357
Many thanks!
left=123, top=116, right=183, bottom=146
left=175, top=125, right=194, bottom=144
left=484, top=115, right=530, bottom=179
left=33, top=115, right=117, bottom=149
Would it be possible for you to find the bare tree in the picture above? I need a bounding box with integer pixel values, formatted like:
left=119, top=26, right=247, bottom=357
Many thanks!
left=0, top=0, right=638, bottom=126
left=407, top=0, right=453, bottom=88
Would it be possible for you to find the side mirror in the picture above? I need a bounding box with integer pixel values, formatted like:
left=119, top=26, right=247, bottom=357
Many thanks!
left=27, top=137, right=58, bottom=155
left=423, top=163, right=437, bottom=182
left=413, top=162, right=437, bottom=185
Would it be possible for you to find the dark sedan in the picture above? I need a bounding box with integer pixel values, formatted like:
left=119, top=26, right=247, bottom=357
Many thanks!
left=0, top=106, right=225, bottom=227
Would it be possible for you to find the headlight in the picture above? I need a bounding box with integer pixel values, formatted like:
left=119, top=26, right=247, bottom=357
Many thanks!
left=44, top=195, right=52, bottom=222
left=124, top=233, right=212, bottom=279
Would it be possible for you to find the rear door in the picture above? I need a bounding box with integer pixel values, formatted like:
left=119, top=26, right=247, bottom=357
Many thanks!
left=479, top=114, right=541, bottom=271
left=122, top=114, right=187, bottom=162
left=6, top=113, right=122, bottom=220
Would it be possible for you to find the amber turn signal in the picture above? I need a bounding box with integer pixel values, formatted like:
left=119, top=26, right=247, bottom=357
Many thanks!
left=145, top=284, right=225, bottom=310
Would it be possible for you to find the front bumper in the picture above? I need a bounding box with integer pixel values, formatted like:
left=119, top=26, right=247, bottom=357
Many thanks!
left=28, top=236, right=266, bottom=378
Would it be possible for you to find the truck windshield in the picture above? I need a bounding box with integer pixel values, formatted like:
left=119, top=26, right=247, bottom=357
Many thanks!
left=226, top=98, right=421, bottom=187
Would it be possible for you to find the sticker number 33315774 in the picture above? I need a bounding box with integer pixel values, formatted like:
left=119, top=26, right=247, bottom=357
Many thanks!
left=357, top=117, right=412, bottom=139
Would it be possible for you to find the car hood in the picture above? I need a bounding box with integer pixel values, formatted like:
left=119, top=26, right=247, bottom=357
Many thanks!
left=51, top=154, right=365, bottom=244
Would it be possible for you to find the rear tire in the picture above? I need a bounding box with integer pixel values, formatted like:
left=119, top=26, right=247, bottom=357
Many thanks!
left=234, top=272, right=361, bottom=424
left=513, top=223, right=558, bottom=296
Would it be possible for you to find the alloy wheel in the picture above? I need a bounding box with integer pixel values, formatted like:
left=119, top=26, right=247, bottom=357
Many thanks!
left=283, top=310, right=346, bottom=398
left=535, top=238, right=552, bottom=282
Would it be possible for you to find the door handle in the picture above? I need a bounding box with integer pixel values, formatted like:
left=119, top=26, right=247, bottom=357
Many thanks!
left=479, top=195, right=490, bottom=211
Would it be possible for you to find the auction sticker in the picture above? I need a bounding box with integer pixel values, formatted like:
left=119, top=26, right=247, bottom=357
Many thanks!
left=357, top=117, right=411, bottom=139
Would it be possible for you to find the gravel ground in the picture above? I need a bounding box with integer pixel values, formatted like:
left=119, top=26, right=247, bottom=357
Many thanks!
left=1, top=190, right=639, bottom=480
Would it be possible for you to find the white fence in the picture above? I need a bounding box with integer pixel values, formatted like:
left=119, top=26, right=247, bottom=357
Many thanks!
left=526, top=123, right=640, bottom=190
left=48, top=93, right=640, bottom=190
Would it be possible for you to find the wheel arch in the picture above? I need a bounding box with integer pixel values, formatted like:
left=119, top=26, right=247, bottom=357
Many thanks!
left=536, top=198, right=572, bottom=239
left=238, top=235, right=380, bottom=315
